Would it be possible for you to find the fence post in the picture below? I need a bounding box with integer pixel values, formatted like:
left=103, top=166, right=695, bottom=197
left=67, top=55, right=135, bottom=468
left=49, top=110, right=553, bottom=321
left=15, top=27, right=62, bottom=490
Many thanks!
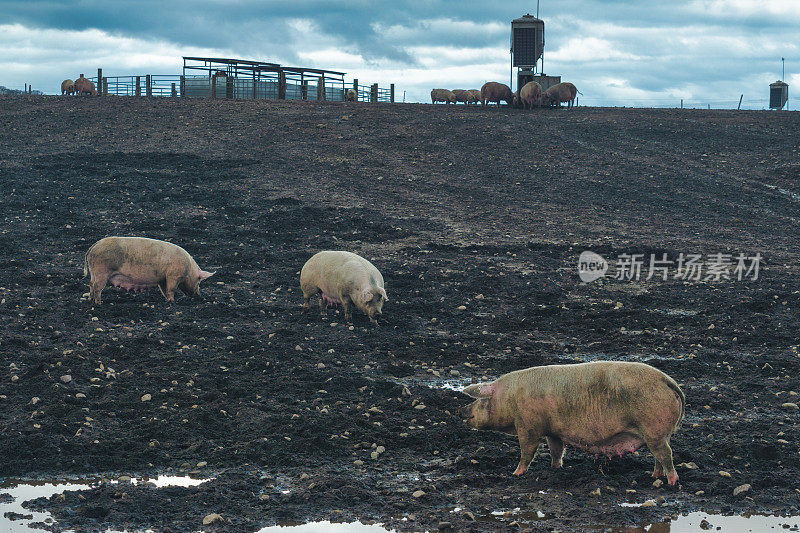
left=252, top=72, right=257, bottom=99
left=317, top=75, right=326, bottom=101
left=302, top=81, right=308, bottom=100
left=97, top=69, right=102, bottom=95
left=102, top=77, right=108, bottom=96
left=226, top=76, right=233, bottom=99
left=136, top=76, right=141, bottom=96
left=146, top=75, right=152, bottom=97
left=390, top=83, right=395, bottom=103
left=371, top=83, right=378, bottom=103
left=180, top=76, right=185, bottom=98
left=737, top=94, right=743, bottom=110
left=171, top=83, right=177, bottom=97
left=278, top=71, right=286, bottom=100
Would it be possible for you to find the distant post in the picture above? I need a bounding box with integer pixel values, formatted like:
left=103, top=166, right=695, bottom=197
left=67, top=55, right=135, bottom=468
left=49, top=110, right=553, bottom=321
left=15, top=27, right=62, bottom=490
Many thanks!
left=278, top=71, right=286, bottom=99
left=737, top=94, right=743, bottom=110
left=302, top=81, right=308, bottom=100
left=171, top=83, right=177, bottom=97
left=211, top=76, right=216, bottom=99
left=226, top=76, right=233, bottom=99
left=146, top=75, right=152, bottom=97
left=390, top=83, right=395, bottom=103
left=252, top=71, right=257, bottom=99
left=371, top=83, right=378, bottom=102
left=317, top=75, right=326, bottom=101
left=97, top=69, right=102, bottom=95
left=136, top=76, right=141, bottom=97
left=179, top=76, right=185, bottom=98
left=102, top=77, right=108, bottom=95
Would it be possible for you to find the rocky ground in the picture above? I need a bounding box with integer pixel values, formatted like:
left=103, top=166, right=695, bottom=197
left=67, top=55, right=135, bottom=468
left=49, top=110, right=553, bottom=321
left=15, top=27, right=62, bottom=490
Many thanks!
left=0, top=95, right=799, bottom=531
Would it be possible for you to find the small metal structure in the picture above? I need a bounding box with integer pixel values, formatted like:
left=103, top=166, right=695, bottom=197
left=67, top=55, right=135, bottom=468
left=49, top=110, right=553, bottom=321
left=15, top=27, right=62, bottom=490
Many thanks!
left=769, top=80, right=789, bottom=110
left=510, top=14, right=560, bottom=93
left=182, top=57, right=348, bottom=101
left=86, top=57, right=394, bottom=102
left=511, top=14, right=545, bottom=92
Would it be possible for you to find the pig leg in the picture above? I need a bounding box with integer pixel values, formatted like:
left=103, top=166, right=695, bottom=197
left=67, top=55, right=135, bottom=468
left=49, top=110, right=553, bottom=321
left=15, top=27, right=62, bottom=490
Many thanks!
left=546, top=436, right=565, bottom=468
left=89, top=269, right=109, bottom=305
left=513, top=429, right=542, bottom=476
left=652, top=460, right=664, bottom=479
left=342, top=298, right=353, bottom=323
left=158, top=276, right=180, bottom=302
left=646, top=438, right=678, bottom=486
left=301, top=284, right=320, bottom=313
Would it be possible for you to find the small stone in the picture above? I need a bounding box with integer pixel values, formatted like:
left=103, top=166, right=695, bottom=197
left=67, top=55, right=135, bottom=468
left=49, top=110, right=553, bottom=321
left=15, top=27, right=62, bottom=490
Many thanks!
left=60, top=375, right=72, bottom=383
left=438, top=522, right=453, bottom=530
left=376, top=445, right=385, bottom=454
left=258, top=494, right=270, bottom=501
left=695, top=490, right=705, bottom=496
left=457, top=305, right=467, bottom=310
left=640, top=499, right=657, bottom=507
left=203, top=513, right=223, bottom=526
left=317, top=363, right=325, bottom=369
left=370, top=451, right=379, bottom=459
left=679, top=462, right=698, bottom=470
left=412, top=490, right=425, bottom=498
left=463, top=511, right=475, bottom=521
left=11, top=375, right=19, bottom=383
left=589, top=488, right=601, bottom=497
left=75, top=393, right=86, bottom=399
left=652, top=479, right=663, bottom=488
left=295, top=345, right=303, bottom=351
left=31, top=397, right=40, bottom=405
left=141, top=394, right=152, bottom=402
left=733, top=484, right=751, bottom=496
left=196, top=461, right=207, bottom=468
left=718, top=470, right=731, bottom=478
left=781, top=402, right=799, bottom=411
left=299, top=473, right=309, bottom=480
left=353, top=460, right=364, bottom=466
left=414, top=404, right=426, bottom=410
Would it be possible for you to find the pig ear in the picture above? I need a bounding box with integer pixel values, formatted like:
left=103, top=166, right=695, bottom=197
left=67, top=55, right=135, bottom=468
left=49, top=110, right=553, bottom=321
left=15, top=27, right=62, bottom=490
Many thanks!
left=360, top=289, right=374, bottom=304
left=463, top=382, right=495, bottom=399
left=378, top=287, right=388, bottom=302
left=198, top=270, right=215, bottom=281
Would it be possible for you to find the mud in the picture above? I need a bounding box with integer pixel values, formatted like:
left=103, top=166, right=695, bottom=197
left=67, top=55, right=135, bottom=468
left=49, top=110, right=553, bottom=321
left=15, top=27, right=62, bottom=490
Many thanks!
left=0, top=96, right=799, bottom=531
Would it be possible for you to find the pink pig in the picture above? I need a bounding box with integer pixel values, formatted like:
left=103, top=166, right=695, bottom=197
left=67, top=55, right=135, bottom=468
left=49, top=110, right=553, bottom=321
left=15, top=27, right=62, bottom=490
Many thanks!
left=461, top=361, right=685, bottom=485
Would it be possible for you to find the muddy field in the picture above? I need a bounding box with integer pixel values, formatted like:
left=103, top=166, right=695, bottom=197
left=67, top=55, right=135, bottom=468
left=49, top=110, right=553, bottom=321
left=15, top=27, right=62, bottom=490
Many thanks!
left=0, top=95, right=799, bottom=532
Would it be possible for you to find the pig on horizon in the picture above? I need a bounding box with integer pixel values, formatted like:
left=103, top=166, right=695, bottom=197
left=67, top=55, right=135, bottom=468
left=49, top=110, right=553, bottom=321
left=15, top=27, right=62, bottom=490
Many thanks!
left=461, top=361, right=685, bottom=485
left=300, top=250, right=388, bottom=324
left=480, top=82, right=515, bottom=106
left=84, top=237, right=215, bottom=304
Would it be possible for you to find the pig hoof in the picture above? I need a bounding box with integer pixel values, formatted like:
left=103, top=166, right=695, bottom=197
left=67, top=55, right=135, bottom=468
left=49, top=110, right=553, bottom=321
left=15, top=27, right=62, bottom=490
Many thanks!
left=667, top=474, right=679, bottom=486
left=512, top=467, right=527, bottom=476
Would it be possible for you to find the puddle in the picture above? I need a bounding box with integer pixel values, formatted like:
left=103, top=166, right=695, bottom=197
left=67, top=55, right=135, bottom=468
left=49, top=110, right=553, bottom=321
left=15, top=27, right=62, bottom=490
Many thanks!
left=257, top=522, right=392, bottom=532
left=0, top=475, right=211, bottom=532
left=607, top=511, right=800, bottom=532
left=765, top=184, right=800, bottom=202
left=652, top=308, right=698, bottom=317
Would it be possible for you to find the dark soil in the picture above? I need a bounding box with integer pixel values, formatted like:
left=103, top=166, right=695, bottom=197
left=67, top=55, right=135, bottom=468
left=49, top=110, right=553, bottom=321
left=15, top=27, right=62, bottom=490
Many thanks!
left=1, top=95, right=799, bottom=532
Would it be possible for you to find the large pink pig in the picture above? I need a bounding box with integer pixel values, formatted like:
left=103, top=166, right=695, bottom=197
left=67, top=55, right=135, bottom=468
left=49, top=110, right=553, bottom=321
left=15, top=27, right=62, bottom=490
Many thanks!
left=461, top=361, right=685, bottom=485
left=84, top=237, right=215, bottom=304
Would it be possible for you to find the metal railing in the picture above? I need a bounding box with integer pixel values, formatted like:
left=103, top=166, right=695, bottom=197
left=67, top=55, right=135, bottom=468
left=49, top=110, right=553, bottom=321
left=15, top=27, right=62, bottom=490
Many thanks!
left=90, top=73, right=393, bottom=103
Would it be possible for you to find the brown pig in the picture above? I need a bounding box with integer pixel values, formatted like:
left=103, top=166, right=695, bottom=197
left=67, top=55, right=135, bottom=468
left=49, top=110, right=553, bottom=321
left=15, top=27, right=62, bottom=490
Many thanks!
left=451, top=89, right=469, bottom=104
left=541, top=82, right=581, bottom=108
left=61, top=79, right=75, bottom=95
left=480, top=81, right=514, bottom=106
left=345, top=88, right=357, bottom=101
left=74, top=74, right=97, bottom=96
left=466, top=89, right=482, bottom=104
left=84, top=237, right=215, bottom=304
left=300, top=250, right=388, bottom=324
left=461, top=361, right=685, bottom=485
left=516, top=81, right=542, bottom=109
left=431, top=88, right=456, bottom=104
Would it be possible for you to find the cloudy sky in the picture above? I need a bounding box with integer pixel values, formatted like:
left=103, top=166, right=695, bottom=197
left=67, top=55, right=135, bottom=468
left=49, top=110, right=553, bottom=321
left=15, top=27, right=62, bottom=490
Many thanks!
left=1, top=0, right=797, bottom=108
